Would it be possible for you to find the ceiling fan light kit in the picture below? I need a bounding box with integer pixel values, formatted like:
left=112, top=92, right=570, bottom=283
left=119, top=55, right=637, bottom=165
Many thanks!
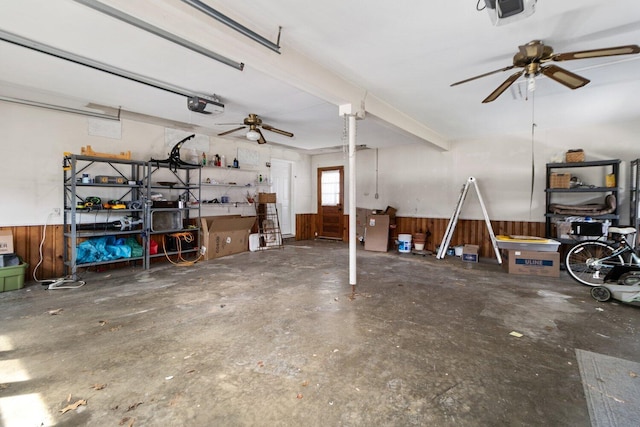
left=451, top=40, right=640, bottom=103
left=246, top=129, right=261, bottom=141
left=217, top=113, right=294, bottom=145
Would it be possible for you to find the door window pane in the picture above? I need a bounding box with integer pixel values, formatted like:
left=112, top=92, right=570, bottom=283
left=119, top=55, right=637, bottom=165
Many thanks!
left=321, top=170, right=340, bottom=206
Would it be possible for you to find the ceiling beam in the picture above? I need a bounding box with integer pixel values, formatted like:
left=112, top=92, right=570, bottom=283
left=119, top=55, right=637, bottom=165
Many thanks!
left=105, top=0, right=450, bottom=151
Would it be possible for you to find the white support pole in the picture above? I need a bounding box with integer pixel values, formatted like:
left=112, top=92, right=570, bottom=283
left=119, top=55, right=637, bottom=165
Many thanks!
left=348, top=113, right=357, bottom=287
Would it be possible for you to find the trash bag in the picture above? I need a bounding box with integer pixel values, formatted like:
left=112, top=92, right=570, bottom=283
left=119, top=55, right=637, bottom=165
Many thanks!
left=125, top=237, right=143, bottom=258
left=77, top=236, right=132, bottom=264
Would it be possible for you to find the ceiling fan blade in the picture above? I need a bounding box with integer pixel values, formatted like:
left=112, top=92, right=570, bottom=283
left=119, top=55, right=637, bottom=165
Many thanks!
left=217, top=126, right=245, bottom=136
left=451, top=65, right=517, bottom=87
left=541, top=64, right=590, bottom=89
left=256, top=128, right=267, bottom=144
left=262, top=124, right=294, bottom=137
left=482, top=71, right=523, bottom=103
left=552, top=44, right=640, bottom=61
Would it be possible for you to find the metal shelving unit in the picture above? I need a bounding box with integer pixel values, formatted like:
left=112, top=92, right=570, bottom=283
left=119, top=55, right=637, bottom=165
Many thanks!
left=631, top=159, right=639, bottom=233
left=63, top=155, right=148, bottom=280
left=146, top=161, right=202, bottom=264
left=63, top=154, right=204, bottom=279
left=544, top=159, right=620, bottom=243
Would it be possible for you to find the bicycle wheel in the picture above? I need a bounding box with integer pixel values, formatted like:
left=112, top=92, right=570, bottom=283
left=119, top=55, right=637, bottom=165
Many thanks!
left=565, top=240, right=625, bottom=286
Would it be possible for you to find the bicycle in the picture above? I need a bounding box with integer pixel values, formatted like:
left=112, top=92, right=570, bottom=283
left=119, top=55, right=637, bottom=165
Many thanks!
left=565, top=226, right=640, bottom=286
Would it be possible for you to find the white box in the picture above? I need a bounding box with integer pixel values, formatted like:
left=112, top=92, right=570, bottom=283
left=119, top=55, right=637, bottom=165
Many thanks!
left=249, top=233, right=260, bottom=252
left=0, top=230, right=14, bottom=255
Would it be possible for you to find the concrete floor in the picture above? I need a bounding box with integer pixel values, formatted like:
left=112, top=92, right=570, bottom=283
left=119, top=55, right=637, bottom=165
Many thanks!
left=1, top=240, right=639, bottom=426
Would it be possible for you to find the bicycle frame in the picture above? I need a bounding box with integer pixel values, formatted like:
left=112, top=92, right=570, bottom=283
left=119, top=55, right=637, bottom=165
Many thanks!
left=566, top=229, right=640, bottom=286
left=593, top=233, right=640, bottom=266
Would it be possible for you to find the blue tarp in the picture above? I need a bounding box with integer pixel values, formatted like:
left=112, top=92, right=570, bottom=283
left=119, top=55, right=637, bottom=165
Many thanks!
left=77, top=236, right=132, bottom=264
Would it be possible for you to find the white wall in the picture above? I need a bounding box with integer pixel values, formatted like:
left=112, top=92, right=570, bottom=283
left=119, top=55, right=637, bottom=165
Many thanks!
left=3, top=100, right=638, bottom=228
left=313, top=119, right=640, bottom=224
left=0, top=102, right=311, bottom=226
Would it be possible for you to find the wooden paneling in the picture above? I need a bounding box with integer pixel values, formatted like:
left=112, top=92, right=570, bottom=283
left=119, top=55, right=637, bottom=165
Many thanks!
left=296, top=213, right=349, bottom=242
left=296, top=214, right=545, bottom=259
left=295, top=214, right=317, bottom=240
left=1, top=224, right=64, bottom=282
left=3, top=216, right=546, bottom=284
left=395, top=217, right=545, bottom=258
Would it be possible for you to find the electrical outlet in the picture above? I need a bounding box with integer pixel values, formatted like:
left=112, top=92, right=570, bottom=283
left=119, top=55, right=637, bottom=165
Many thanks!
left=200, top=246, right=207, bottom=255
left=52, top=208, right=61, bottom=216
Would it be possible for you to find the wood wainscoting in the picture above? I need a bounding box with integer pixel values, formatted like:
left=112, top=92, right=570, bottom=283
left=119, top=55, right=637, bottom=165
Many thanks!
left=296, top=214, right=545, bottom=258
left=393, top=217, right=545, bottom=258
left=4, top=216, right=545, bottom=284
left=295, top=214, right=318, bottom=241
left=0, top=224, right=65, bottom=282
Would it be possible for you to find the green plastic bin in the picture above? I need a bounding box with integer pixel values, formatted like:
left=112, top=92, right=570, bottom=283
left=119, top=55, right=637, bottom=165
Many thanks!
left=0, top=261, right=28, bottom=292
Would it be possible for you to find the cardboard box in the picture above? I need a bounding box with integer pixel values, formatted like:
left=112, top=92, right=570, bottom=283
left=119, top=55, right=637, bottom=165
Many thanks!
left=258, top=193, right=276, bottom=203
left=555, top=221, right=572, bottom=240
left=200, top=216, right=256, bottom=260
left=355, top=207, right=376, bottom=241
left=364, top=214, right=390, bottom=252
left=0, top=230, right=14, bottom=255
left=462, top=244, right=479, bottom=262
left=383, top=206, right=397, bottom=225
left=502, top=250, right=560, bottom=278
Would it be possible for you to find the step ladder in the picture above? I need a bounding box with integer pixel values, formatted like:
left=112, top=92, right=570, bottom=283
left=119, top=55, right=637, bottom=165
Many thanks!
left=255, top=202, right=283, bottom=250
left=436, top=176, right=502, bottom=264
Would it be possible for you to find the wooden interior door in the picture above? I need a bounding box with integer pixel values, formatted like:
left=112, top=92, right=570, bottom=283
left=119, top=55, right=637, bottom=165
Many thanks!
left=317, top=166, right=344, bottom=239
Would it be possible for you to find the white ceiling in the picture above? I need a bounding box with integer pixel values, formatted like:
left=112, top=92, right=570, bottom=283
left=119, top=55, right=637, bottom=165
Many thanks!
left=0, top=0, right=639, bottom=152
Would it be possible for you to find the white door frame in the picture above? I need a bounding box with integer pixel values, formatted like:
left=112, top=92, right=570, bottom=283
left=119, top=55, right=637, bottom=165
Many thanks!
left=270, top=158, right=295, bottom=237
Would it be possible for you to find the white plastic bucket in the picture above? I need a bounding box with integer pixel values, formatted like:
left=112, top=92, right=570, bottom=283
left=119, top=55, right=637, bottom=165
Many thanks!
left=454, top=245, right=464, bottom=256
left=249, top=233, right=260, bottom=252
left=398, top=234, right=412, bottom=253
left=413, top=232, right=426, bottom=251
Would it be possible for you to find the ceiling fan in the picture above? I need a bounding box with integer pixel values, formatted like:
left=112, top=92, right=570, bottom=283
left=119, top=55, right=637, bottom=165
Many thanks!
left=216, top=113, right=294, bottom=144
left=451, top=40, right=640, bottom=103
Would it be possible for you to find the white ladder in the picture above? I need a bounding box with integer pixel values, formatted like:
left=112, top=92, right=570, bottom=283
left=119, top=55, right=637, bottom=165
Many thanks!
left=436, top=176, right=502, bottom=264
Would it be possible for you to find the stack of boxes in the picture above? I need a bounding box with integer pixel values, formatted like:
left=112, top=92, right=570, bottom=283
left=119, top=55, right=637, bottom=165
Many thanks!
left=497, top=236, right=561, bottom=278
left=357, top=206, right=397, bottom=252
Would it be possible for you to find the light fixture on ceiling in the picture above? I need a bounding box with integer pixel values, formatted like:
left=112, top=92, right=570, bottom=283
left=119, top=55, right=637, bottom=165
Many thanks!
left=246, top=129, right=261, bottom=141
